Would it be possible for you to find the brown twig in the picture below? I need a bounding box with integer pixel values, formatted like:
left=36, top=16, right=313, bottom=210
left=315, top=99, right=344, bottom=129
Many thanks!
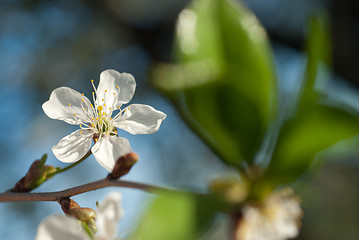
left=0, top=178, right=175, bottom=202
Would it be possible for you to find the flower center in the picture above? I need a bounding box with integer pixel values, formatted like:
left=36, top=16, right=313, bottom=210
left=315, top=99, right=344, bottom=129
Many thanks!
left=68, top=80, right=126, bottom=141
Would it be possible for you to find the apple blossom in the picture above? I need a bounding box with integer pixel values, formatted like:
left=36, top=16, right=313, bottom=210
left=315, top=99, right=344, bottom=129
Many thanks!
left=42, top=69, right=166, bottom=171
left=236, top=188, right=302, bottom=240
left=36, top=192, right=124, bottom=240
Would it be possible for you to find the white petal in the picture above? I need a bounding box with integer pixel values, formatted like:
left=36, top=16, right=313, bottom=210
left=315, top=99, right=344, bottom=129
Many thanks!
left=91, top=136, right=132, bottom=172
left=96, top=69, right=136, bottom=112
left=42, top=87, right=92, bottom=125
left=114, top=104, right=167, bottom=135
left=36, top=215, right=88, bottom=240
left=52, top=129, right=93, bottom=163
left=96, top=192, right=123, bottom=239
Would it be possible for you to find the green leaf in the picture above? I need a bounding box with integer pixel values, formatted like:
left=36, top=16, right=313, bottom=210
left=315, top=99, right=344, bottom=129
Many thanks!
left=267, top=104, right=359, bottom=183
left=131, top=192, right=218, bottom=240
left=38, top=153, right=48, bottom=168
left=153, top=0, right=277, bottom=167
left=301, top=13, right=331, bottom=105
left=266, top=13, right=359, bottom=184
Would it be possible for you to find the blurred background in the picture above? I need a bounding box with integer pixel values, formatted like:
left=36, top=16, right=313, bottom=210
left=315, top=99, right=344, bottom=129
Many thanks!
left=0, top=0, right=359, bottom=239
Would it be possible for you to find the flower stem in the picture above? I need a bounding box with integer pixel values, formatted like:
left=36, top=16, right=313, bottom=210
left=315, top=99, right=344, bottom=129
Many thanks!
left=0, top=179, right=180, bottom=202
left=48, top=150, right=92, bottom=178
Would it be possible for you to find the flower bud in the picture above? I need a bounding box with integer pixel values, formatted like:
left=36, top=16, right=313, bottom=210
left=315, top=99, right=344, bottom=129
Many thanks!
left=12, top=154, right=56, bottom=192
left=60, top=198, right=96, bottom=221
left=69, top=207, right=96, bottom=222
left=59, top=198, right=80, bottom=215
left=59, top=198, right=97, bottom=238
left=210, top=178, right=248, bottom=205
left=108, top=152, right=139, bottom=179
left=85, top=218, right=97, bottom=236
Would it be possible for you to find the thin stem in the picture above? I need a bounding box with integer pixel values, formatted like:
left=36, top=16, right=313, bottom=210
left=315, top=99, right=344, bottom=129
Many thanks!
left=0, top=179, right=178, bottom=202
left=48, top=150, right=92, bottom=177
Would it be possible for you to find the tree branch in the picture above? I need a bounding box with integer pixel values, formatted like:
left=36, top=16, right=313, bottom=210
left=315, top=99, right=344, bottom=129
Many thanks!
left=0, top=178, right=176, bottom=202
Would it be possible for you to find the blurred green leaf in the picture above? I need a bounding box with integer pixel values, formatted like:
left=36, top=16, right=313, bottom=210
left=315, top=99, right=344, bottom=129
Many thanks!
left=131, top=192, right=218, bottom=240
left=153, top=0, right=277, bottom=167
left=267, top=104, right=359, bottom=183
left=301, top=13, right=331, bottom=104
left=266, top=13, right=359, bottom=184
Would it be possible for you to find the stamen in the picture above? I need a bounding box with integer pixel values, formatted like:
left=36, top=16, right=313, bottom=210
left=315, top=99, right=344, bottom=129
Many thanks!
left=112, top=108, right=126, bottom=120
left=91, top=80, right=97, bottom=92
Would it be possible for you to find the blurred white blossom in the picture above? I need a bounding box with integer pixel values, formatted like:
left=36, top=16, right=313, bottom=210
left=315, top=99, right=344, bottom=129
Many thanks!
left=236, top=188, right=302, bottom=240
left=42, top=69, right=166, bottom=171
left=36, top=192, right=123, bottom=240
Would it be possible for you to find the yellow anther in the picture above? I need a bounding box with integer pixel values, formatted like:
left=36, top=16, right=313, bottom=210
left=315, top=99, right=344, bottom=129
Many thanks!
left=106, top=132, right=109, bottom=135
left=116, top=85, right=119, bottom=89
left=74, top=113, right=76, bottom=116
left=96, top=118, right=98, bottom=120
left=102, top=99, right=104, bottom=101
left=80, top=131, right=83, bottom=134
left=97, top=106, right=103, bottom=111
left=109, top=107, right=111, bottom=110
left=105, top=90, right=107, bottom=92
left=128, top=107, right=130, bottom=110
left=81, top=93, right=84, bottom=96
left=113, top=93, right=116, bottom=95
left=84, top=108, right=87, bottom=110
left=94, top=138, right=98, bottom=142
left=90, top=104, right=93, bottom=107
left=81, top=99, right=84, bottom=102
left=68, top=103, right=71, bottom=106
left=104, top=104, right=106, bottom=106
left=110, top=117, right=113, bottom=120
left=92, top=124, right=95, bottom=127
left=91, top=79, right=94, bottom=82
left=92, top=92, right=95, bottom=95
left=79, top=124, right=82, bottom=127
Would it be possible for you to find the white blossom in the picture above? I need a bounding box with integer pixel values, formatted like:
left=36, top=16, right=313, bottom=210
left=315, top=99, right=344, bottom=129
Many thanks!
left=36, top=192, right=124, bottom=240
left=43, top=69, right=166, bottom=171
left=236, top=188, right=303, bottom=240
